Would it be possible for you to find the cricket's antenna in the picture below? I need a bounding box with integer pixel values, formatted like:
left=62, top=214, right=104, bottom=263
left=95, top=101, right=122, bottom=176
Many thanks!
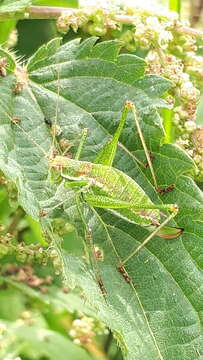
left=51, top=62, right=61, bottom=156
left=7, top=58, right=63, bottom=162
left=126, top=101, right=158, bottom=190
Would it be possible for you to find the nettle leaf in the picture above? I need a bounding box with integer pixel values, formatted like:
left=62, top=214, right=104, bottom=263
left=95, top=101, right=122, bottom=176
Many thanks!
left=0, top=38, right=203, bottom=359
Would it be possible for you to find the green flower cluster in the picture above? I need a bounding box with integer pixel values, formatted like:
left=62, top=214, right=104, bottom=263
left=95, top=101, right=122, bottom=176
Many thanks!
left=0, top=233, right=62, bottom=273
left=69, top=312, right=109, bottom=346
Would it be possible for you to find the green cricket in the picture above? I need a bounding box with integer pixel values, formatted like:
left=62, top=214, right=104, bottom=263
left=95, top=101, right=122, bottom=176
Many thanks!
left=7, top=60, right=183, bottom=290
left=9, top=94, right=183, bottom=289
left=48, top=100, right=183, bottom=284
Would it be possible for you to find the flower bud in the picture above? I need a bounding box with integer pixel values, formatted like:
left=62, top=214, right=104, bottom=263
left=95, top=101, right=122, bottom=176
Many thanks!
left=184, top=120, right=197, bottom=133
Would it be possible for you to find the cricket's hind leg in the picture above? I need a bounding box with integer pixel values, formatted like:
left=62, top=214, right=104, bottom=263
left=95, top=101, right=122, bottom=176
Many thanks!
left=117, top=205, right=182, bottom=283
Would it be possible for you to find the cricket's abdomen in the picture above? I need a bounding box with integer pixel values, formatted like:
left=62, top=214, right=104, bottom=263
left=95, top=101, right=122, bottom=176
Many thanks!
left=49, top=156, right=160, bottom=227
left=83, top=161, right=160, bottom=227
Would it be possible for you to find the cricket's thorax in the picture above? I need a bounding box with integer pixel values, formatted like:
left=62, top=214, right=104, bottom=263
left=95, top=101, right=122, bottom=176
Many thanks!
left=49, top=156, right=92, bottom=177
left=50, top=156, right=160, bottom=227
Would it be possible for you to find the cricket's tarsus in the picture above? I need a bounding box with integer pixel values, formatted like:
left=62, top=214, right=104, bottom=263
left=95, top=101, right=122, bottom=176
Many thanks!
left=117, top=264, right=131, bottom=284
left=98, top=279, right=107, bottom=296
left=157, top=184, right=175, bottom=195
left=144, top=152, right=154, bottom=168
left=84, top=225, right=107, bottom=296
left=94, top=246, right=103, bottom=260
left=39, top=209, right=48, bottom=217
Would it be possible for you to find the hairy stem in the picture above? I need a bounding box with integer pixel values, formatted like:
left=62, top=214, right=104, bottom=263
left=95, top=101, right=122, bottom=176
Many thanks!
left=0, top=5, right=203, bottom=39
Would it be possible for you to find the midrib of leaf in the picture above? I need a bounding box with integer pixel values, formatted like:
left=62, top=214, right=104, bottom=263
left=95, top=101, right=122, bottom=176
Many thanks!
left=90, top=208, right=166, bottom=360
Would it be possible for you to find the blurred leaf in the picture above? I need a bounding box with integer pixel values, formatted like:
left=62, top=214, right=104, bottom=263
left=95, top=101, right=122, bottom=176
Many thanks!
left=0, top=288, right=26, bottom=320
left=3, top=275, right=98, bottom=318
left=1, top=321, right=97, bottom=359
left=0, top=0, right=32, bottom=13
left=1, top=275, right=98, bottom=316
left=0, top=37, right=202, bottom=360
left=169, top=0, right=181, bottom=14
left=0, top=46, right=16, bottom=70
left=0, top=187, right=11, bottom=225
left=33, top=0, right=78, bottom=7
left=25, top=215, right=48, bottom=245
left=0, top=20, right=16, bottom=44
left=17, top=19, right=58, bottom=57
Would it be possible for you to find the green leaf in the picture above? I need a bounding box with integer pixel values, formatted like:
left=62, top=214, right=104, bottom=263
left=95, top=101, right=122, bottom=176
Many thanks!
left=169, top=0, right=181, bottom=15
left=25, top=214, right=48, bottom=245
left=0, top=0, right=32, bottom=13
left=0, top=37, right=203, bottom=360
left=0, top=46, right=16, bottom=71
left=1, top=321, right=95, bottom=360
left=0, top=288, right=26, bottom=320
left=27, top=37, right=62, bottom=71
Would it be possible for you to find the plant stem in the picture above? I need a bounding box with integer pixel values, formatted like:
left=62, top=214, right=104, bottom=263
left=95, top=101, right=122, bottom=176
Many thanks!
left=176, top=24, right=203, bottom=37
left=163, top=108, right=173, bottom=143
left=26, top=6, right=69, bottom=19
left=0, top=6, right=68, bottom=20
left=0, top=5, right=203, bottom=40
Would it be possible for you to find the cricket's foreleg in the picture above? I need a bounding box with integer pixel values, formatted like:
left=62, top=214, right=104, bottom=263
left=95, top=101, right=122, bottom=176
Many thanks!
left=61, top=171, right=88, bottom=183
left=59, top=128, right=89, bottom=158
left=85, top=227, right=107, bottom=297
left=129, top=101, right=158, bottom=190
left=74, top=128, right=89, bottom=160
left=39, top=174, right=91, bottom=217
left=75, top=196, right=107, bottom=297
